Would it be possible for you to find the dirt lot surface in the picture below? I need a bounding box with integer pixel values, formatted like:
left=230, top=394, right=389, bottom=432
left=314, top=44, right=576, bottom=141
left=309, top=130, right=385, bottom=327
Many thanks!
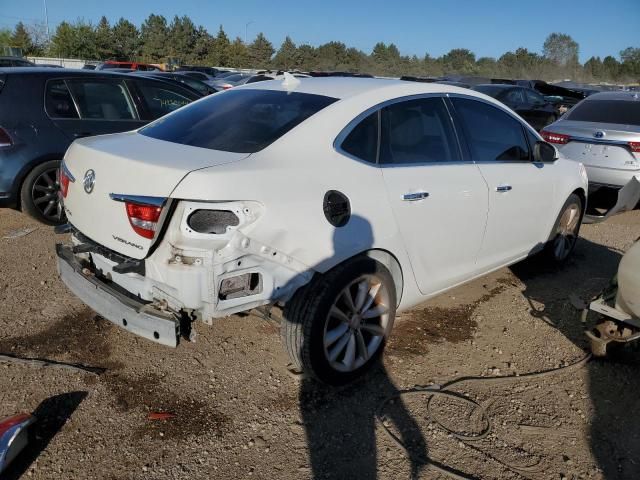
left=1, top=208, right=639, bottom=480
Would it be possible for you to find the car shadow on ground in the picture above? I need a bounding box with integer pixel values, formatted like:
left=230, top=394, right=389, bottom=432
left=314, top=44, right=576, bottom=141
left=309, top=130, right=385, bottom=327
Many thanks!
left=2, top=391, right=88, bottom=480
left=511, top=236, right=640, bottom=479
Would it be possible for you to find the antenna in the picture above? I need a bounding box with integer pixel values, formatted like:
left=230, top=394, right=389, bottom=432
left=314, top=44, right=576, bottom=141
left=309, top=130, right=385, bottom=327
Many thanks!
left=282, top=72, right=301, bottom=92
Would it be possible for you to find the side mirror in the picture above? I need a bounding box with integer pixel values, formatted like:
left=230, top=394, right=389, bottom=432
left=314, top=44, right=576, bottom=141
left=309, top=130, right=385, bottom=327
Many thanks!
left=534, top=141, right=558, bottom=163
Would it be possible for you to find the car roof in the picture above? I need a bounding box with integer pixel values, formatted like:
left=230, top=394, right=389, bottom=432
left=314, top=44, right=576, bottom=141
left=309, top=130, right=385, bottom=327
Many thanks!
left=0, top=67, right=137, bottom=76
left=583, top=91, right=640, bottom=102
left=475, top=83, right=515, bottom=89
left=236, top=76, right=474, bottom=100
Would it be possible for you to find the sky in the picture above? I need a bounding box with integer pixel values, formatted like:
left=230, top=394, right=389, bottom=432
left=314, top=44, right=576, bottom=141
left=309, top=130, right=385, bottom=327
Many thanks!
left=1, top=0, right=638, bottom=62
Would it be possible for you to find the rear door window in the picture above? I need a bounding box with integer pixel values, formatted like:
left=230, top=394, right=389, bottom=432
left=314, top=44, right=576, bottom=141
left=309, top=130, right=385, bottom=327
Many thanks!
left=379, top=97, right=460, bottom=165
left=451, top=97, right=530, bottom=161
left=340, top=111, right=379, bottom=164
left=140, top=89, right=337, bottom=153
left=66, top=79, right=137, bottom=120
left=567, top=99, right=640, bottom=126
left=45, top=80, right=80, bottom=119
left=134, top=81, right=194, bottom=119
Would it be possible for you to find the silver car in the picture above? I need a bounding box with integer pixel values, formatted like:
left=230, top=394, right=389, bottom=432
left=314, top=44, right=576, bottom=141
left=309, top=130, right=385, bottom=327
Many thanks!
left=541, top=92, right=640, bottom=205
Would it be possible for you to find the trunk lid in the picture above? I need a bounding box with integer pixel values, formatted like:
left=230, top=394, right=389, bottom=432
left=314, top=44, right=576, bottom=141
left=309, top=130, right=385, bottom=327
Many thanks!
left=550, top=120, right=640, bottom=170
left=62, top=131, right=249, bottom=259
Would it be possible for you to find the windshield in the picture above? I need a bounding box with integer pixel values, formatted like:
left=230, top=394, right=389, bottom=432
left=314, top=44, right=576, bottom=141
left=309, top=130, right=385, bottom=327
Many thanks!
left=566, top=99, right=640, bottom=126
left=140, top=89, right=338, bottom=153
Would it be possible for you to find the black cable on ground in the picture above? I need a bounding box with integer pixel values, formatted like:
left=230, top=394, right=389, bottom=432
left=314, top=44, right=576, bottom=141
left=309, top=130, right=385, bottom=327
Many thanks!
left=376, top=353, right=592, bottom=480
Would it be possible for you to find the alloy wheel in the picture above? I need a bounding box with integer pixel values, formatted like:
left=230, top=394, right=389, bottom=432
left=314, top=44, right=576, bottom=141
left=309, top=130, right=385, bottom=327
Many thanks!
left=553, top=202, right=581, bottom=261
left=323, top=274, right=392, bottom=373
left=31, top=167, right=64, bottom=223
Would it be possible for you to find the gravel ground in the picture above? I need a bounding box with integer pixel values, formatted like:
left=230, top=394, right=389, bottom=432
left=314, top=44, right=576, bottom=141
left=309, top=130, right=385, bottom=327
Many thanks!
left=0, top=207, right=639, bottom=480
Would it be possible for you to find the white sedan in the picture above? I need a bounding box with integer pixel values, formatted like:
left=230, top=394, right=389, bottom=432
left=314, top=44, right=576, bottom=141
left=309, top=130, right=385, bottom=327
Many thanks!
left=56, top=76, right=588, bottom=384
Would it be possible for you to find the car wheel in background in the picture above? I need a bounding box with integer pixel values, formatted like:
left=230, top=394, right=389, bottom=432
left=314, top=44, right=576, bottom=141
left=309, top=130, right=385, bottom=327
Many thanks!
left=281, top=256, right=396, bottom=385
left=20, top=160, right=65, bottom=225
left=543, top=193, right=583, bottom=263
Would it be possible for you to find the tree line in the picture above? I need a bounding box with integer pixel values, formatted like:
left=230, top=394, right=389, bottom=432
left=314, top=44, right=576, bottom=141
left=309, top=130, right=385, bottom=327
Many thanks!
left=2, top=15, right=639, bottom=83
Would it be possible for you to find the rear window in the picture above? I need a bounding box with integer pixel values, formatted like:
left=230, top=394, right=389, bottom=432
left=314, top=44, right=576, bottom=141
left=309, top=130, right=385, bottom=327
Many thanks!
left=567, top=100, right=640, bottom=126
left=140, top=89, right=338, bottom=153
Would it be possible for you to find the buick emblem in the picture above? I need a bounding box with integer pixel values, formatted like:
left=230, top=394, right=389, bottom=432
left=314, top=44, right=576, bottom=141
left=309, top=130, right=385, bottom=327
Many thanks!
left=593, top=131, right=605, bottom=139
left=83, top=169, right=96, bottom=194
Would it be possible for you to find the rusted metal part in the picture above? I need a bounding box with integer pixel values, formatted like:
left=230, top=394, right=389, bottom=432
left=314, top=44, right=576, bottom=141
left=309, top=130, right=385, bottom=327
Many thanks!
left=584, top=296, right=640, bottom=357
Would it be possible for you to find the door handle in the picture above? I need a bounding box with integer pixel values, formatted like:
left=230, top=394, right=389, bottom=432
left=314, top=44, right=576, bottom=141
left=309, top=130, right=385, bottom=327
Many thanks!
left=402, top=191, right=429, bottom=201
left=496, top=185, right=512, bottom=192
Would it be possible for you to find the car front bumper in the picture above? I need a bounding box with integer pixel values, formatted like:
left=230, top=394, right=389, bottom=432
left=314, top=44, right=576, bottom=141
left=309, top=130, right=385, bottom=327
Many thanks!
left=56, top=243, right=180, bottom=347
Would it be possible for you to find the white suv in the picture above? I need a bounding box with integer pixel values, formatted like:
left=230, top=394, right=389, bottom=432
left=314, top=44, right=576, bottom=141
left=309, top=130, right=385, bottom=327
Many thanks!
left=56, top=77, right=588, bottom=384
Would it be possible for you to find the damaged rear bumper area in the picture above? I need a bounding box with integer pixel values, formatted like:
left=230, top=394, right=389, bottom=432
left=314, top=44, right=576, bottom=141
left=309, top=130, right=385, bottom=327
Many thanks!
left=56, top=243, right=180, bottom=347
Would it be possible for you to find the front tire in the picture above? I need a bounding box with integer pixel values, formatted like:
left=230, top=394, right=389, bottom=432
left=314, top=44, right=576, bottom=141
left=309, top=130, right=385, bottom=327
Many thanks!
left=281, top=256, right=396, bottom=385
left=20, top=160, right=65, bottom=225
left=543, top=193, right=583, bottom=263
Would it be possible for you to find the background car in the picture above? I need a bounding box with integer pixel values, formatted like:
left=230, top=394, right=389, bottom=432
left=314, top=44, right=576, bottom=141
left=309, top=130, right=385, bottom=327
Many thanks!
left=95, top=61, right=161, bottom=71
left=175, top=70, right=219, bottom=86
left=0, top=68, right=202, bottom=224
left=516, top=80, right=586, bottom=110
left=0, top=56, right=35, bottom=67
left=473, top=84, right=558, bottom=131
left=175, top=65, right=224, bottom=76
left=57, top=78, right=587, bottom=384
left=541, top=91, right=640, bottom=213
left=133, top=71, right=218, bottom=96
left=209, top=72, right=254, bottom=90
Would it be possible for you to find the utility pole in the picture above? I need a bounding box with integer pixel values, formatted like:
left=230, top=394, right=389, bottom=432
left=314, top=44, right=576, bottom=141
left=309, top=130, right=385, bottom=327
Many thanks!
left=245, top=21, right=254, bottom=45
left=43, top=0, right=50, bottom=44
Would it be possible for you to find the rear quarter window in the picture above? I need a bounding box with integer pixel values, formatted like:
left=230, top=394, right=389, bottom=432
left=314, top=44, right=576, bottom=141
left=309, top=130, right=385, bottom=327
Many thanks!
left=567, top=100, right=640, bottom=126
left=140, top=89, right=338, bottom=153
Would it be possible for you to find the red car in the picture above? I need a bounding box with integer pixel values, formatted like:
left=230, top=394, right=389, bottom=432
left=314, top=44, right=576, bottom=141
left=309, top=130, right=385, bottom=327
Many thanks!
left=96, top=61, right=161, bottom=71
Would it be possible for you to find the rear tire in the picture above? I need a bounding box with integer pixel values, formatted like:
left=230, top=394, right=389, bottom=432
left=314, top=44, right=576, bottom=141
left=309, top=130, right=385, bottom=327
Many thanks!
left=542, top=193, right=583, bottom=264
left=281, top=256, right=396, bottom=385
left=20, top=160, right=65, bottom=225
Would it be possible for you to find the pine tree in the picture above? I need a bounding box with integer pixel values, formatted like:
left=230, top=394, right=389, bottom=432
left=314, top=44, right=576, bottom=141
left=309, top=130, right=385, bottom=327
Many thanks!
left=95, top=16, right=114, bottom=59
left=248, top=32, right=274, bottom=68
left=11, top=22, right=33, bottom=55
left=272, top=36, right=299, bottom=70
left=140, top=14, right=168, bottom=62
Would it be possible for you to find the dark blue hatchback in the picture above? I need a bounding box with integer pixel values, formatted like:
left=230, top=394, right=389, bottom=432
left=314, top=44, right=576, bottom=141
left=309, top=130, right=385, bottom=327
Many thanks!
left=0, top=68, right=201, bottom=224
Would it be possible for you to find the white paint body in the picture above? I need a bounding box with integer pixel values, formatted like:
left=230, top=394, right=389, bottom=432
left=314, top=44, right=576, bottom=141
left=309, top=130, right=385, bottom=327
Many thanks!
left=61, top=78, right=588, bottom=324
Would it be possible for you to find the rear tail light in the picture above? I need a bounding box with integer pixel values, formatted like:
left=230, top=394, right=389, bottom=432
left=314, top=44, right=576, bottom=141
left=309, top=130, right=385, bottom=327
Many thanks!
left=59, top=162, right=75, bottom=198
left=125, top=201, right=163, bottom=239
left=222, top=84, right=233, bottom=90
left=0, top=127, right=12, bottom=147
left=541, top=130, right=570, bottom=145
left=630, top=141, right=640, bottom=153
